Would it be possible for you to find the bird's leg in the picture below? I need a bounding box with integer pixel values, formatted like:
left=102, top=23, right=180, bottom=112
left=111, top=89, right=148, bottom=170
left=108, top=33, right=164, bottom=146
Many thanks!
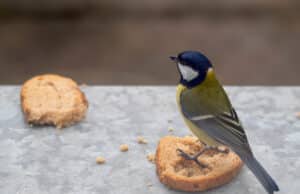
left=176, top=145, right=229, bottom=168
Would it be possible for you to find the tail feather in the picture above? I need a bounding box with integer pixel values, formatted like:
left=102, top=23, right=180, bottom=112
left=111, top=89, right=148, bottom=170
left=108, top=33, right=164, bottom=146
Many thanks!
left=240, top=153, right=279, bottom=194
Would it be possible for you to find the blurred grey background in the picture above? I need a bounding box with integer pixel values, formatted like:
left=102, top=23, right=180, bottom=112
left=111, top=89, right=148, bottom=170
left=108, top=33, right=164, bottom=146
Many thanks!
left=0, top=0, right=299, bottom=85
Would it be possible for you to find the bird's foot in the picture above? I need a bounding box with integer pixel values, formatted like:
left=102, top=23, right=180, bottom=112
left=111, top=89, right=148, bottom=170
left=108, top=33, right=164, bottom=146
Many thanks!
left=176, top=146, right=229, bottom=168
left=176, top=149, right=208, bottom=169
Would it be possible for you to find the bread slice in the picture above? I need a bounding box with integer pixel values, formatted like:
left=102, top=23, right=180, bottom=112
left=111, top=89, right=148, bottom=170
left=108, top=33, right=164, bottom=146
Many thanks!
left=155, top=136, right=243, bottom=192
left=21, top=74, right=88, bottom=128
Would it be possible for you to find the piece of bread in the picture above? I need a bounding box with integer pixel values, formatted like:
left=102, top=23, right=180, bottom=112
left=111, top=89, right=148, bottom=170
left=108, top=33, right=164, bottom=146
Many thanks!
left=21, top=74, right=88, bottom=128
left=155, top=136, right=243, bottom=192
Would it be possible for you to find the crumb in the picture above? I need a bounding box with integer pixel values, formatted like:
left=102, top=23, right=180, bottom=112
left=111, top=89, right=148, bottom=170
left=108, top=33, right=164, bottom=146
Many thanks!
left=296, top=112, right=300, bottom=118
left=217, top=146, right=229, bottom=153
left=168, top=127, right=174, bottom=132
left=137, top=136, right=148, bottom=144
left=147, top=153, right=155, bottom=163
left=80, top=83, right=88, bottom=87
left=146, top=182, right=153, bottom=187
left=185, top=134, right=195, bottom=138
left=120, top=144, right=129, bottom=152
left=167, top=119, right=172, bottom=123
left=56, top=125, right=63, bottom=129
left=96, top=156, right=106, bottom=164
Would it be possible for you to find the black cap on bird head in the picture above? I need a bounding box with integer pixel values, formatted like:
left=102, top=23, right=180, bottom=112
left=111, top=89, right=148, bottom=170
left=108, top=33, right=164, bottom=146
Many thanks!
left=170, top=51, right=213, bottom=88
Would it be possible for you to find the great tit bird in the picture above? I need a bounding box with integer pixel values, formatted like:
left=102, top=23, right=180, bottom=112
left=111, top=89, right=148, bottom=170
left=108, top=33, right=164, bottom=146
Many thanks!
left=170, top=51, right=279, bottom=194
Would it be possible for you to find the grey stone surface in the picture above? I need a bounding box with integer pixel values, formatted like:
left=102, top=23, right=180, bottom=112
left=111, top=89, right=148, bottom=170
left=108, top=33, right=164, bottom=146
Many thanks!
left=0, top=86, right=299, bottom=194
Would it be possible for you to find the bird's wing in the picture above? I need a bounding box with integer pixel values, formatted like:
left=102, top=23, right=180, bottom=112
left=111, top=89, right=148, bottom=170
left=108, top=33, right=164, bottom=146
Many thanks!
left=180, top=85, right=251, bottom=153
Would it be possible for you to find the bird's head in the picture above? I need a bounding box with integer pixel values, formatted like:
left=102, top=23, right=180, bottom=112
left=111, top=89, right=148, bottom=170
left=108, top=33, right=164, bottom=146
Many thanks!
left=170, top=51, right=213, bottom=88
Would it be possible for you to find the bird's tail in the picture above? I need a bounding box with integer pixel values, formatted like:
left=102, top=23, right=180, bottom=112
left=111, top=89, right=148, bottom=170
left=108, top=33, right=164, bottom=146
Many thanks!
left=240, top=153, right=279, bottom=194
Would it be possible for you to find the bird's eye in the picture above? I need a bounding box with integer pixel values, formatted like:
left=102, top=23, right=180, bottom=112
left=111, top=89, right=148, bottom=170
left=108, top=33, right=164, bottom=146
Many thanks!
left=190, top=63, right=197, bottom=69
left=180, top=61, right=187, bottom=66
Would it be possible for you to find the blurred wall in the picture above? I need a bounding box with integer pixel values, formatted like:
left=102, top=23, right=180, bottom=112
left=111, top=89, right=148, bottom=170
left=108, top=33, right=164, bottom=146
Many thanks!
left=0, top=0, right=299, bottom=85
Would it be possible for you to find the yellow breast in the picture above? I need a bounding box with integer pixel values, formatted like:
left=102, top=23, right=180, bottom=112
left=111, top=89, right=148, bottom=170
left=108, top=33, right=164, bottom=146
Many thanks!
left=176, top=84, right=220, bottom=146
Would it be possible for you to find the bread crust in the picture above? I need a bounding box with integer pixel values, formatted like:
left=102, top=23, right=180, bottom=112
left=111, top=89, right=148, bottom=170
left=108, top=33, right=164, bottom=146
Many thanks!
left=156, top=136, right=243, bottom=192
left=21, top=74, right=88, bottom=128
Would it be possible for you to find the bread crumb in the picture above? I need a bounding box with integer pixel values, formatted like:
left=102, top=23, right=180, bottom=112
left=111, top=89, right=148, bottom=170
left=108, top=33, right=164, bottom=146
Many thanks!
left=184, top=134, right=195, bottom=138
left=147, top=153, right=155, bottom=163
left=296, top=112, right=300, bottom=118
left=168, top=127, right=174, bottom=132
left=146, top=182, right=153, bottom=187
left=80, top=83, right=88, bottom=87
left=96, top=156, right=106, bottom=164
left=137, top=136, right=148, bottom=144
left=120, top=144, right=129, bottom=152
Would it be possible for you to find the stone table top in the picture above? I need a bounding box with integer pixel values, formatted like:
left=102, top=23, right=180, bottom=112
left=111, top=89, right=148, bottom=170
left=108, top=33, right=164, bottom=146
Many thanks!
left=0, top=86, right=299, bottom=194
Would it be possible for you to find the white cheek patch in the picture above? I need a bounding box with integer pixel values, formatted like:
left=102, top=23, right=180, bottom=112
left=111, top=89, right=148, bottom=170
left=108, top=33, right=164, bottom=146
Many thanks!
left=178, top=63, right=199, bottom=81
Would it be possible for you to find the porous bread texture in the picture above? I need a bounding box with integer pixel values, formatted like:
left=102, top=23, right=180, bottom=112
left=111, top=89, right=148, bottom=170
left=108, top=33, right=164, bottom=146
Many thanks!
left=155, top=136, right=243, bottom=192
left=21, top=74, right=88, bottom=128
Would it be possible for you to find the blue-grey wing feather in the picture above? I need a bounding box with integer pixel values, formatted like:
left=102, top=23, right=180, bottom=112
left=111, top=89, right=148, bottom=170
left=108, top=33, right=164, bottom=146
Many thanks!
left=180, top=89, right=251, bottom=153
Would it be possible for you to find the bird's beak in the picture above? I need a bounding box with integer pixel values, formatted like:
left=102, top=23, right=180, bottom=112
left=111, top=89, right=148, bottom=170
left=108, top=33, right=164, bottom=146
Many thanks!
left=169, top=56, right=178, bottom=62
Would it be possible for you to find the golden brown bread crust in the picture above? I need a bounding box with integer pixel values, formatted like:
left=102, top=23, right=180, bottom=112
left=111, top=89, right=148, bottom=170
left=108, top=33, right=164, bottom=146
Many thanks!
left=21, top=74, right=88, bottom=128
left=155, top=136, right=243, bottom=192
